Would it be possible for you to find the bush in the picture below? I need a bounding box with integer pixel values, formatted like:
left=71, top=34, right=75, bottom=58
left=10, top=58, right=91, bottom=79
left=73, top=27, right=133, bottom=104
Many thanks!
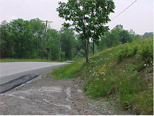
left=117, top=44, right=138, bottom=61
left=137, top=39, right=153, bottom=64
left=117, top=46, right=129, bottom=61
left=117, top=38, right=153, bottom=65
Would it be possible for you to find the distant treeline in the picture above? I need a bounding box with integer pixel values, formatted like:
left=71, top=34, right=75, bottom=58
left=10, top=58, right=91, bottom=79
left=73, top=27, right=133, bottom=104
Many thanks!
left=0, top=18, right=153, bottom=60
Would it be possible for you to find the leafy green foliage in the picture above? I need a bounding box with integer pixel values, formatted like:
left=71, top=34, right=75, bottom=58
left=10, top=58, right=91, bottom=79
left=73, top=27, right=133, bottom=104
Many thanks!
left=11, top=19, right=34, bottom=58
left=119, top=30, right=132, bottom=44
left=0, top=18, right=152, bottom=65
left=0, top=19, right=83, bottom=61
left=30, top=18, right=46, bottom=58
left=142, top=32, right=153, bottom=39
left=73, top=48, right=84, bottom=61
left=60, top=28, right=76, bottom=60
left=137, top=38, right=153, bottom=64
left=117, top=44, right=138, bottom=61
left=117, top=38, right=153, bottom=65
left=97, top=25, right=142, bottom=52
left=0, top=21, right=13, bottom=58
left=57, top=0, right=115, bottom=62
left=0, top=19, right=46, bottom=59
left=45, top=29, right=61, bottom=60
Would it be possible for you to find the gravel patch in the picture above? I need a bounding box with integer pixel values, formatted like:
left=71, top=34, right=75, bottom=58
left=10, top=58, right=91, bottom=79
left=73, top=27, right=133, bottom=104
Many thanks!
left=0, top=74, right=126, bottom=115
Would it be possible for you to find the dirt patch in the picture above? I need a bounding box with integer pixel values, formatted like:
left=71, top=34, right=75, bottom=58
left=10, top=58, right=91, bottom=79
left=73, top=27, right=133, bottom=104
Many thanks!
left=0, top=74, right=124, bottom=115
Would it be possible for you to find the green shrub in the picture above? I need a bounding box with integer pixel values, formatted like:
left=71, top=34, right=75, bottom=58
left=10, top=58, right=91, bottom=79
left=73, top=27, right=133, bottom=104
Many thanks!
left=117, top=38, right=153, bottom=63
left=117, top=44, right=138, bottom=61
left=137, top=39, right=153, bottom=64
left=117, top=46, right=129, bottom=61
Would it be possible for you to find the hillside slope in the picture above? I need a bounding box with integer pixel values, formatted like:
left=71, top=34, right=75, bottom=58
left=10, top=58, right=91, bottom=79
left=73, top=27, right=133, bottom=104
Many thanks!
left=52, top=38, right=153, bottom=115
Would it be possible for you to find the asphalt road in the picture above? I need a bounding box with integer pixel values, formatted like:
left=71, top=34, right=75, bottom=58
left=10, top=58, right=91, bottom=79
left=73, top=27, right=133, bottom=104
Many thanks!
left=0, top=62, right=69, bottom=93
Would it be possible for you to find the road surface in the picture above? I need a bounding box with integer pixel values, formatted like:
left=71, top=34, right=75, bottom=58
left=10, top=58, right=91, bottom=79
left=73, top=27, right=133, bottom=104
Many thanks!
left=0, top=62, right=68, bottom=93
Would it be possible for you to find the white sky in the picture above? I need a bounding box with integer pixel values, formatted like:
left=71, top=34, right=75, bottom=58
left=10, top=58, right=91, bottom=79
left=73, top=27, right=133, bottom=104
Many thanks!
left=0, top=0, right=153, bottom=35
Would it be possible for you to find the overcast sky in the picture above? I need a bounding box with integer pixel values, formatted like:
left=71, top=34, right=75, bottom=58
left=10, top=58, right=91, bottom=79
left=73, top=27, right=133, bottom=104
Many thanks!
left=0, top=0, right=153, bottom=35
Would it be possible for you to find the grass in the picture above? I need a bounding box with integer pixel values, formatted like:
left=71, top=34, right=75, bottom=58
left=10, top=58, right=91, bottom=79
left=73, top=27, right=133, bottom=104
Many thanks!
left=0, top=58, right=59, bottom=62
left=52, top=37, right=153, bottom=115
left=52, top=58, right=85, bottom=79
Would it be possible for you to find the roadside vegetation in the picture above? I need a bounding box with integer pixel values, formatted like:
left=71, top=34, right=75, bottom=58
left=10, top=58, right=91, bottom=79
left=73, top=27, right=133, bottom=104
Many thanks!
left=52, top=37, right=153, bottom=115
left=0, top=18, right=152, bottom=62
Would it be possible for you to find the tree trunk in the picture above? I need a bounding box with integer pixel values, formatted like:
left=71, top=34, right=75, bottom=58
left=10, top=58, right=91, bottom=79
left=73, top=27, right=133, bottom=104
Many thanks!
left=83, top=38, right=89, bottom=63
left=85, top=47, right=88, bottom=62
left=92, top=41, right=94, bottom=55
left=82, top=3, right=89, bottom=63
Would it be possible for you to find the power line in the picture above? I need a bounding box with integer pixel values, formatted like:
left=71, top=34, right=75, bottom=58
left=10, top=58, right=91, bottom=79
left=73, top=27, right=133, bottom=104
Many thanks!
left=5, top=0, right=36, bottom=17
left=112, top=0, right=137, bottom=21
left=0, top=1, right=32, bottom=19
left=1, top=0, right=49, bottom=21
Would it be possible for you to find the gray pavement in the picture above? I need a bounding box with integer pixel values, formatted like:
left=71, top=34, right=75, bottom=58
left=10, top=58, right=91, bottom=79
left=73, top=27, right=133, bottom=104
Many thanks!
left=0, top=62, right=68, bottom=85
left=0, top=62, right=69, bottom=93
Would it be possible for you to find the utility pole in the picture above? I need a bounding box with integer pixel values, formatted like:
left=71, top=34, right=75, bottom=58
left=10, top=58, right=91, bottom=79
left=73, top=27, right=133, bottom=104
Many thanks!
left=41, top=20, right=52, bottom=60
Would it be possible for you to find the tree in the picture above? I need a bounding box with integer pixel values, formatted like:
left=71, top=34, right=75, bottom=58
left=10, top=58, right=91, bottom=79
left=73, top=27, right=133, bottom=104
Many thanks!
left=10, top=19, right=34, bottom=58
left=30, top=18, right=46, bottom=58
left=97, top=32, right=109, bottom=51
left=60, top=28, right=75, bottom=60
left=0, top=19, right=46, bottom=59
left=119, top=30, right=132, bottom=44
left=57, top=0, right=115, bottom=62
left=109, top=25, right=123, bottom=46
left=0, top=21, right=13, bottom=58
left=98, top=24, right=123, bottom=51
left=45, top=29, right=61, bottom=60
left=73, top=48, right=84, bottom=60
left=143, top=32, right=153, bottom=39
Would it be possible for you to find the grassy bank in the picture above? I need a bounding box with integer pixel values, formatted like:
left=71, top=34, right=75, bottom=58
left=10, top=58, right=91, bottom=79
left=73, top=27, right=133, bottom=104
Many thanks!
left=52, top=59, right=85, bottom=80
left=52, top=38, right=153, bottom=115
left=0, top=58, right=58, bottom=62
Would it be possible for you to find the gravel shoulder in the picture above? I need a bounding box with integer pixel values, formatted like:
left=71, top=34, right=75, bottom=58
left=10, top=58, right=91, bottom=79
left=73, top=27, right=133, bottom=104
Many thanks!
left=0, top=73, right=126, bottom=115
